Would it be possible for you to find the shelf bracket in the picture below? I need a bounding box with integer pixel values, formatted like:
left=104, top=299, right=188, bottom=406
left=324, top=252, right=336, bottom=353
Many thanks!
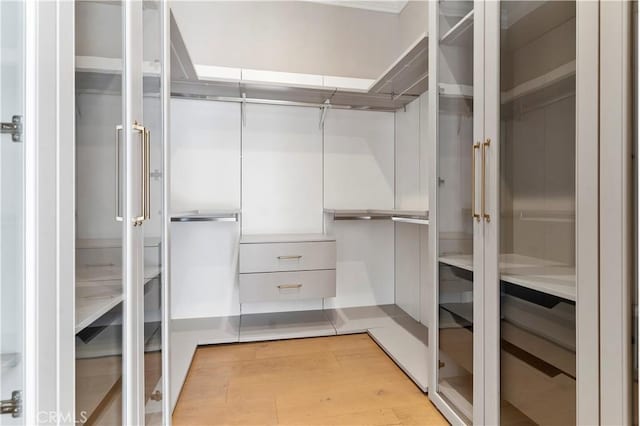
left=241, top=92, right=247, bottom=127
left=319, top=99, right=330, bottom=130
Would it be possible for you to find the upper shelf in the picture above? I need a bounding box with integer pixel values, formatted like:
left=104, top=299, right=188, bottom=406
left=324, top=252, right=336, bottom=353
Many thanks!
left=169, top=21, right=429, bottom=111
left=368, top=34, right=429, bottom=99
left=440, top=10, right=473, bottom=46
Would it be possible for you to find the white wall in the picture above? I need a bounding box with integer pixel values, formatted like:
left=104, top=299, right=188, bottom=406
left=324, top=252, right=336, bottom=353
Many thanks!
left=171, top=222, right=240, bottom=319
left=170, top=99, right=241, bottom=212
left=325, top=221, right=395, bottom=309
left=324, top=109, right=395, bottom=209
left=394, top=94, right=431, bottom=323
left=323, top=108, right=396, bottom=308
left=169, top=98, right=428, bottom=319
left=170, top=99, right=241, bottom=319
left=242, top=104, right=323, bottom=235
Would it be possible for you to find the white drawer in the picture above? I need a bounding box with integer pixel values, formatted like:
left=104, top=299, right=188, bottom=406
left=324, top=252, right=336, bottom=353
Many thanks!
left=239, top=241, right=336, bottom=273
left=239, top=270, right=336, bottom=303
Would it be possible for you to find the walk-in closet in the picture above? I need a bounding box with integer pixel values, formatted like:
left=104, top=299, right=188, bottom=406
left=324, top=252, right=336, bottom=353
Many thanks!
left=0, top=0, right=632, bottom=425
left=166, top=0, right=433, bottom=409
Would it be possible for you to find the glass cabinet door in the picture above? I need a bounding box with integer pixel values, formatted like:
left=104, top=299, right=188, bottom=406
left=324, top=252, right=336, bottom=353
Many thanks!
left=433, top=0, right=477, bottom=423
left=74, top=1, right=166, bottom=424
left=75, top=1, right=126, bottom=424
left=141, top=1, right=165, bottom=424
left=497, top=2, right=577, bottom=424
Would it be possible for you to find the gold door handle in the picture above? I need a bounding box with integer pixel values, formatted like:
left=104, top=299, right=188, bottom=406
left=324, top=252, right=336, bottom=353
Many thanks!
left=277, top=284, right=303, bottom=289
left=482, top=138, right=491, bottom=222
left=115, top=125, right=124, bottom=222
left=472, top=142, right=481, bottom=221
left=277, top=255, right=303, bottom=260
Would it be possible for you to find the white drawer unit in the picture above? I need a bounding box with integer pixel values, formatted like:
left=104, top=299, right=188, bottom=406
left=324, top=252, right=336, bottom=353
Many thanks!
left=239, top=234, right=337, bottom=303
left=240, top=241, right=336, bottom=273
left=239, top=269, right=336, bottom=303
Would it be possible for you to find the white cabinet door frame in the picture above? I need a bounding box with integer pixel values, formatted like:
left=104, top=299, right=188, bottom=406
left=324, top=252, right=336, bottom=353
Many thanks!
left=599, top=1, right=633, bottom=424
left=427, top=1, right=486, bottom=424
left=483, top=1, right=601, bottom=424
left=160, top=0, right=172, bottom=422
left=21, top=1, right=76, bottom=423
left=123, top=1, right=146, bottom=424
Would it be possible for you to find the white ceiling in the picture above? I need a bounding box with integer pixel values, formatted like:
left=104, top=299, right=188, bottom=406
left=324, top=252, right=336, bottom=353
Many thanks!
left=304, top=0, right=409, bottom=14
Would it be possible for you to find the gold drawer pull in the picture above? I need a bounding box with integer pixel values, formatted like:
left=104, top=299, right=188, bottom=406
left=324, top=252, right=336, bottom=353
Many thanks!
left=277, top=255, right=303, bottom=260
left=277, top=284, right=303, bottom=289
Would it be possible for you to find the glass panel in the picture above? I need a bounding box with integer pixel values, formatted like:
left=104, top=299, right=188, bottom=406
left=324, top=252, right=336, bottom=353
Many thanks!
left=436, top=1, right=474, bottom=422
left=75, top=1, right=124, bottom=424
left=0, top=1, right=24, bottom=424
left=142, top=3, right=164, bottom=424
left=499, top=2, right=576, bottom=424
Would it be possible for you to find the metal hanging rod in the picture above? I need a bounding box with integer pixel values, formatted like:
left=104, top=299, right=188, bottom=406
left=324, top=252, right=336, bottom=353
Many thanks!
left=169, top=92, right=400, bottom=112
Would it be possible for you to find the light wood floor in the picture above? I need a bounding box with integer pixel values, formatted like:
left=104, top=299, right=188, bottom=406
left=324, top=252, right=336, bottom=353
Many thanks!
left=173, top=334, right=448, bottom=426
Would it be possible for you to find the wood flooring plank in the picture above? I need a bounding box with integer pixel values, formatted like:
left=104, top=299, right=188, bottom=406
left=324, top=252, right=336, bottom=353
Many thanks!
left=173, top=334, right=446, bottom=426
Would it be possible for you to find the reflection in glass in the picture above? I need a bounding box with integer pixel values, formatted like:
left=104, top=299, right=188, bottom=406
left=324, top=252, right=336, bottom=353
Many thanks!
left=75, top=1, right=124, bottom=424
left=436, top=0, right=474, bottom=422
left=499, top=2, right=576, bottom=424
left=142, top=2, right=164, bottom=424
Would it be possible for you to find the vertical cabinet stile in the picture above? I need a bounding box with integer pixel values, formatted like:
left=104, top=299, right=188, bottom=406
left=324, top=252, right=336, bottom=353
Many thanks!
left=429, top=0, right=479, bottom=424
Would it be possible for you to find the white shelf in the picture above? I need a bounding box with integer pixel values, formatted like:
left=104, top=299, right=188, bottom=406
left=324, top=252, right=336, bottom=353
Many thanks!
left=438, top=83, right=473, bottom=99
left=170, top=209, right=240, bottom=222
left=75, top=55, right=161, bottom=76
left=76, top=264, right=160, bottom=284
left=369, top=33, right=429, bottom=97
left=76, top=238, right=161, bottom=249
left=75, top=265, right=161, bottom=334
left=240, top=233, right=335, bottom=244
left=325, top=208, right=428, bottom=222
left=368, top=316, right=429, bottom=392
left=501, top=60, right=575, bottom=105
left=438, top=253, right=473, bottom=271
left=391, top=217, right=429, bottom=225
left=438, top=378, right=473, bottom=422
left=76, top=285, right=123, bottom=334
left=438, top=253, right=576, bottom=301
left=440, top=10, right=474, bottom=46
left=169, top=15, right=428, bottom=111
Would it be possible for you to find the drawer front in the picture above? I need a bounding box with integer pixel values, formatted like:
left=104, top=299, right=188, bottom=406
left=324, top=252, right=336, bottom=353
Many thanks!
left=239, top=270, right=336, bottom=303
left=239, top=241, right=336, bottom=273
